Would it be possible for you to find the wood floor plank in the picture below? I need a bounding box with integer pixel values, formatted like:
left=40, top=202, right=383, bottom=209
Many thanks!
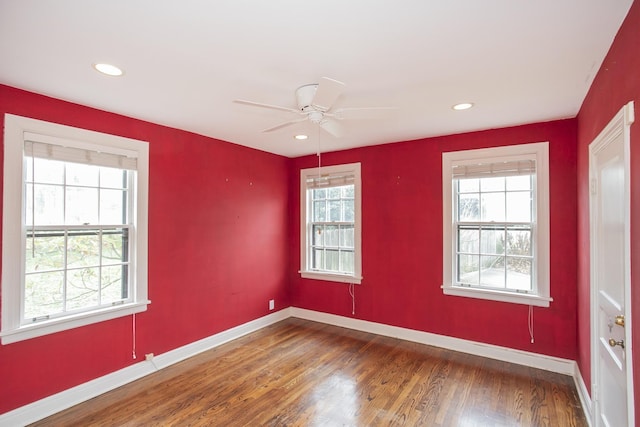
left=30, top=318, right=587, bottom=426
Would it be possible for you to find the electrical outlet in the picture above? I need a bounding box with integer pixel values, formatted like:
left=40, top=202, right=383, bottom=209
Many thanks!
left=145, top=353, right=154, bottom=361
left=269, top=299, right=275, bottom=310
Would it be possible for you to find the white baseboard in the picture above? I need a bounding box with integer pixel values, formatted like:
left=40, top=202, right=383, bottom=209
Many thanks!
left=0, top=308, right=291, bottom=427
left=1, top=307, right=587, bottom=426
left=291, top=308, right=577, bottom=375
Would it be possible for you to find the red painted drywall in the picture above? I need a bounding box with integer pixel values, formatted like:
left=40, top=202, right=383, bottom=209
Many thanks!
left=576, top=0, right=640, bottom=419
left=290, top=119, right=578, bottom=360
left=0, top=85, right=291, bottom=413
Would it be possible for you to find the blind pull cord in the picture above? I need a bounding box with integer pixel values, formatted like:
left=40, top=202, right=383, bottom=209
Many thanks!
left=132, top=313, right=137, bottom=359
left=30, top=144, right=35, bottom=257
left=528, top=305, right=535, bottom=344
left=349, top=283, right=355, bottom=315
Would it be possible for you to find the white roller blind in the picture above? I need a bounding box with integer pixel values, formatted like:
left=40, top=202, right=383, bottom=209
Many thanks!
left=305, top=172, right=355, bottom=189
left=24, top=132, right=138, bottom=170
left=452, top=159, right=535, bottom=179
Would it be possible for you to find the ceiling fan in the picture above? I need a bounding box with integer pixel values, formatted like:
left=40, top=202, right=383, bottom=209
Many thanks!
left=234, top=77, right=396, bottom=138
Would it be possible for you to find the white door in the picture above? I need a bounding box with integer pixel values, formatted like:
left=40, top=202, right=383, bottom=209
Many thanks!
left=589, top=101, right=634, bottom=427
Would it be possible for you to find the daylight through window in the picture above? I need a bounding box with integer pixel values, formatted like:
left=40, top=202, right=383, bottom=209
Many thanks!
left=442, top=143, right=551, bottom=307
left=1, top=114, right=149, bottom=344
left=300, top=163, right=362, bottom=284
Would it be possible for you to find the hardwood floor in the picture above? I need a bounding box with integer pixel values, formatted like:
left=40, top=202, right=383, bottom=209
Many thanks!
left=31, top=318, right=587, bottom=426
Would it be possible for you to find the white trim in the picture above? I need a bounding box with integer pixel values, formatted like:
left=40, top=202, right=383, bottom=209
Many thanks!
left=0, top=308, right=291, bottom=426
left=442, top=142, right=551, bottom=307
left=0, top=301, right=149, bottom=345
left=299, top=162, right=362, bottom=284
left=1, top=114, right=149, bottom=344
left=588, top=101, right=635, bottom=427
left=290, top=308, right=574, bottom=375
left=300, top=271, right=363, bottom=284
left=441, top=285, right=552, bottom=307
left=574, top=364, right=594, bottom=427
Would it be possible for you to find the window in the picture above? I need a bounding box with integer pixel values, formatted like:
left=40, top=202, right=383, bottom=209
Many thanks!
left=442, top=142, right=551, bottom=307
left=300, top=163, right=362, bottom=284
left=1, top=114, right=149, bottom=344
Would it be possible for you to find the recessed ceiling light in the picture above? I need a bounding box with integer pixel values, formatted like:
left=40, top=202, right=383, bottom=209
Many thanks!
left=452, top=102, right=474, bottom=111
left=93, top=63, right=124, bottom=77
left=294, top=134, right=308, bottom=140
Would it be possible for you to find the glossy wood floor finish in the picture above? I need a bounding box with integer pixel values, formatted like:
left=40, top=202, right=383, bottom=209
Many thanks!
left=32, top=318, right=587, bottom=426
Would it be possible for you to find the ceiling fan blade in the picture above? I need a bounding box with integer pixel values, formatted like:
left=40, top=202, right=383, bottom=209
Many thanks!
left=319, top=118, right=344, bottom=138
left=332, top=107, right=399, bottom=120
left=262, top=117, right=307, bottom=133
left=234, top=99, right=299, bottom=114
left=311, top=77, right=346, bottom=111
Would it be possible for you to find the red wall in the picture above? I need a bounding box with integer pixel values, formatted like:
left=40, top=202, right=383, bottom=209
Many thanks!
left=290, top=120, right=578, bottom=359
left=576, top=0, right=640, bottom=419
left=6, top=6, right=640, bottom=410
left=0, top=85, right=291, bottom=413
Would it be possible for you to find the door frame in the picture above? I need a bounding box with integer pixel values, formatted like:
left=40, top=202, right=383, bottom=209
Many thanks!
left=589, top=100, right=635, bottom=426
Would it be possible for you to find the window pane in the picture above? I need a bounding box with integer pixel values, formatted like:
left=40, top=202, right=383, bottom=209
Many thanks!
left=66, top=162, right=99, bottom=187
left=67, top=231, right=100, bottom=268
left=481, top=192, right=505, bottom=222
left=26, top=232, right=65, bottom=273
left=313, top=201, right=326, bottom=222
left=340, top=251, right=354, bottom=274
left=479, top=255, right=505, bottom=288
left=312, top=225, right=324, bottom=246
left=26, top=158, right=65, bottom=185
left=24, top=271, right=64, bottom=319
left=457, top=254, right=479, bottom=285
left=458, top=226, right=479, bottom=253
left=102, top=229, right=127, bottom=264
left=342, top=185, right=354, bottom=198
left=100, top=189, right=126, bottom=224
left=312, top=249, right=324, bottom=270
left=66, top=187, right=99, bottom=225
left=458, top=194, right=479, bottom=221
left=328, top=201, right=341, bottom=221
left=66, top=267, right=99, bottom=310
left=30, top=184, right=64, bottom=225
left=506, top=191, right=531, bottom=222
left=328, top=187, right=341, bottom=199
left=507, top=257, right=531, bottom=291
left=340, top=225, right=354, bottom=248
left=480, top=227, right=505, bottom=255
left=313, top=188, right=326, bottom=200
left=325, top=225, right=339, bottom=246
left=101, top=265, right=126, bottom=304
left=506, top=175, right=531, bottom=191
left=325, top=250, right=340, bottom=271
left=100, top=167, right=127, bottom=189
left=506, top=229, right=531, bottom=256
left=342, top=199, right=355, bottom=222
left=458, top=178, right=479, bottom=193
left=481, top=176, right=504, bottom=192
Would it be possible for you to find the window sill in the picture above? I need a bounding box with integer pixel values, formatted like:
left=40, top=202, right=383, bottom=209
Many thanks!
left=442, top=285, right=551, bottom=307
left=0, top=301, right=150, bottom=345
left=300, top=271, right=362, bottom=285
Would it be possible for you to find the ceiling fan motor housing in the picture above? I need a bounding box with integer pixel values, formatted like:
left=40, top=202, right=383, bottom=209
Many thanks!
left=296, top=84, right=319, bottom=111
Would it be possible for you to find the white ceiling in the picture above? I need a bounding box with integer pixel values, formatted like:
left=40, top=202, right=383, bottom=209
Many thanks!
left=0, top=1, right=633, bottom=158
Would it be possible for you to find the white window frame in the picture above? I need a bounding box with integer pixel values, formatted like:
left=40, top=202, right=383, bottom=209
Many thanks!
left=442, top=142, right=551, bottom=307
left=1, top=114, right=149, bottom=344
left=300, top=163, right=362, bottom=284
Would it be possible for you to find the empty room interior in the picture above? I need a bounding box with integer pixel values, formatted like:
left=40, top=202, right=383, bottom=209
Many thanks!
left=1, top=1, right=639, bottom=426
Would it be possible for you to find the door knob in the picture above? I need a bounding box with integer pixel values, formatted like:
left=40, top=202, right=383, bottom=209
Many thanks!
left=608, top=338, right=625, bottom=349
left=614, top=315, right=625, bottom=327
